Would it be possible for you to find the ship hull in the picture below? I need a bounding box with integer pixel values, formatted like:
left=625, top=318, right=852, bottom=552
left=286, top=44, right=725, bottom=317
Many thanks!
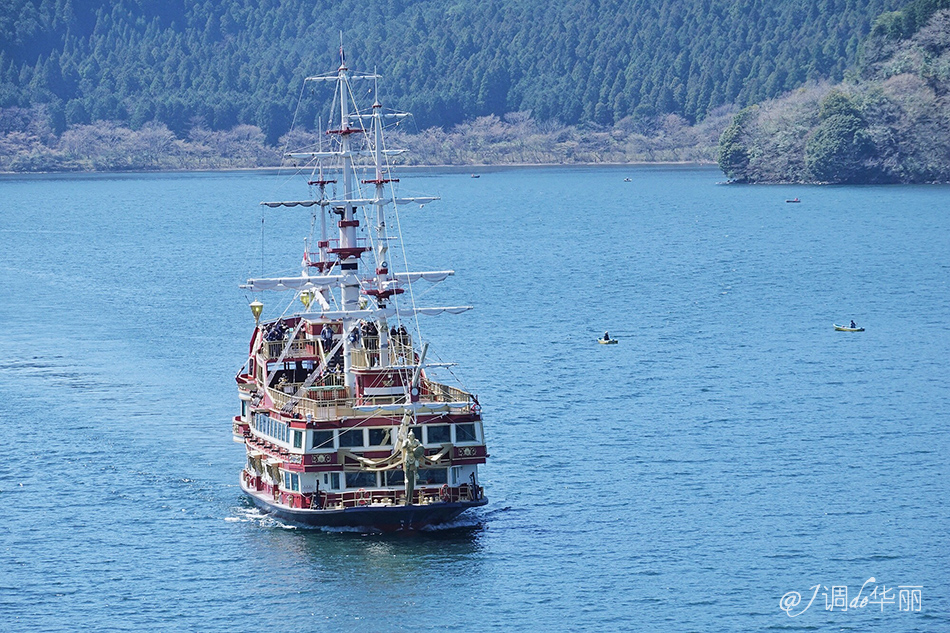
left=241, top=479, right=487, bottom=531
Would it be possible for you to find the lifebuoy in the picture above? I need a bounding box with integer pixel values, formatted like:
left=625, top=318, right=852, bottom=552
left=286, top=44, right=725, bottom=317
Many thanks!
left=439, top=484, right=450, bottom=502
left=357, top=488, right=369, bottom=506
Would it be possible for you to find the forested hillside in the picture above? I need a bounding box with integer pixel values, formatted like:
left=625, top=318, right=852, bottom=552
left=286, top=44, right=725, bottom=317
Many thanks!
left=1, top=0, right=902, bottom=140
left=718, top=0, right=950, bottom=183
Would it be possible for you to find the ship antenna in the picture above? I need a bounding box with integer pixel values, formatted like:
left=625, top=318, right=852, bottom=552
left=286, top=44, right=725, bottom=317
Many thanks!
left=338, top=31, right=346, bottom=71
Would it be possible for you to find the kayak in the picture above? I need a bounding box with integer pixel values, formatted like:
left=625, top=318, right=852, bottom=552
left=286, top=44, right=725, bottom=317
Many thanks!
left=598, top=339, right=619, bottom=344
left=834, top=324, right=865, bottom=332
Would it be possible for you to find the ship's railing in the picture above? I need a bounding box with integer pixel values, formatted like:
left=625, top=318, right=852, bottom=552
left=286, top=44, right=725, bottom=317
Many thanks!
left=314, top=484, right=480, bottom=509
left=264, top=335, right=416, bottom=367
left=272, top=372, right=345, bottom=394
left=265, top=338, right=314, bottom=359
left=265, top=377, right=475, bottom=418
left=268, top=384, right=350, bottom=418
left=349, top=336, right=415, bottom=369
left=418, top=378, right=471, bottom=404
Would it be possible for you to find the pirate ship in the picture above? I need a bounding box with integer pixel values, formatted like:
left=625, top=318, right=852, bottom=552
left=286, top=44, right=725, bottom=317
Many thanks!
left=232, top=49, right=488, bottom=530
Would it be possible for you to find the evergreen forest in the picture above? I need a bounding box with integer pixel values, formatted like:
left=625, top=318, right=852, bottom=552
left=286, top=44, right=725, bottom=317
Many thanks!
left=2, top=0, right=903, bottom=133
left=2, top=0, right=949, bottom=180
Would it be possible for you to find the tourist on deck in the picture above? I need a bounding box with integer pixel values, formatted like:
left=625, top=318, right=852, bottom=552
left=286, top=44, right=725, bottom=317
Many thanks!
left=320, top=323, right=333, bottom=350
left=363, top=321, right=379, bottom=366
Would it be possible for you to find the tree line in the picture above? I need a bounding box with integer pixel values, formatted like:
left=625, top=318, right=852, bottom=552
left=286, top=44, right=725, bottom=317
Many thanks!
left=0, top=104, right=732, bottom=172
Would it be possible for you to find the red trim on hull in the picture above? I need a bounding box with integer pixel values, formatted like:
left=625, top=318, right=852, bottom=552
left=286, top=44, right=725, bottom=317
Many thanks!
left=241, top=479, right=486, bottom=530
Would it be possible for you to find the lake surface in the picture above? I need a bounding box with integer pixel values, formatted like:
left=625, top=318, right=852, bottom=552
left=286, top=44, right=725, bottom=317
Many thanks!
left=1, top=166, right=947, bottom=631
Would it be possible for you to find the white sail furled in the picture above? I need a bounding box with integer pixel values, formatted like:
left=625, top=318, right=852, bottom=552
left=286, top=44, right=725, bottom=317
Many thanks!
left=323, top=196, right=439, bottom=207
left=285, top=149, right=406, bottom=160
left=260, top=200, right=321, bottom=208
left=350, top=113, right=410, bottom=120
left=393, top=271, right=454, bottom=283
left=260, top=195, right=438, bottom=208
left=241, top=275, right=345, bottom=291
left=297, top=306, right=472, bottom=321
left=304, top=72, right=379, bottom=82
left=391, top=306, right=473, bottom=316
left=242, top=271, right=452, bottom=294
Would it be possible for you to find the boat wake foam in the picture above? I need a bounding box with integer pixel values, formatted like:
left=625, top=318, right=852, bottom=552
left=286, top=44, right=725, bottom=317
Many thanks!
left=420, top=516, right=481, bottom=531
left=227, top=506, right=297, bottom=529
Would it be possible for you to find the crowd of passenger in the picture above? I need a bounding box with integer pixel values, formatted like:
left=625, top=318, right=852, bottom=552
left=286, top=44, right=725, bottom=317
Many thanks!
left=265, top=318, right=413, bottom=375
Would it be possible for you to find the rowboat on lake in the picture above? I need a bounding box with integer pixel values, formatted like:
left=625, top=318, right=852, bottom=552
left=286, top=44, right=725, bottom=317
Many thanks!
left=834, top=324, right=865, bottom=332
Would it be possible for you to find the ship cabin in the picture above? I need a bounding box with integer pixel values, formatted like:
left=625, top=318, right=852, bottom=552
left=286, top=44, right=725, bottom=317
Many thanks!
left=233, top=315, right=487, bottom=510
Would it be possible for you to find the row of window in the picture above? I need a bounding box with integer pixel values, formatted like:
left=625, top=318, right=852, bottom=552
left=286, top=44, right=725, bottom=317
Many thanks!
left=315, top=468, right=449, bottom=490
left=250, top=412, right=479, bottom=452
left=253, top=413, right=290, bottom=444
left=268, top=466, right=473, bottom=491
left=252, top=413, right=305, bottom=448
left=311, top=423, right=478, bottom=450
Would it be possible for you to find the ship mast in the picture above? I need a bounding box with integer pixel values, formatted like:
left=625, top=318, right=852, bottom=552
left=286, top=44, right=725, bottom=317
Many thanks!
left=248, top=46, right=468, bottom=401
left=372, top=76, right=393, bottom=367
left=334, top=46, right=360, bottom=390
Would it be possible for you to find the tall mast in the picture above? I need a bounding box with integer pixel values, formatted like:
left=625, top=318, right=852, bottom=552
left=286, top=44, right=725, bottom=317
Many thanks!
left=336, top=44, right=360, bottom=389
left=372, top=76, right=392, bottom=367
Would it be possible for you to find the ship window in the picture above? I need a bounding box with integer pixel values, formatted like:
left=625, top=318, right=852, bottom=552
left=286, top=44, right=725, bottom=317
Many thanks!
left=339, top=429, right=365, bottom=447
left=455, top=423, right=476, bottom=442
left=345, top=471, right=377, bottom=488
left=330, top=473, right=340, bottom=489
left=369, top=428, right=393, bottom=446
left=291, top=473, right=299, bottom=491
left=426, top=425, right=450, bottom=444
left=312, top=430, right=334, bottom=450
left=293, top=430, right=303, bottom=449
left=385, top=470, right=404, bottom=486
left=241, top=401, right=248, bottom=418
left=416, top=469, right=448, bottom=485
left=451, top=466, right=461, bottom=486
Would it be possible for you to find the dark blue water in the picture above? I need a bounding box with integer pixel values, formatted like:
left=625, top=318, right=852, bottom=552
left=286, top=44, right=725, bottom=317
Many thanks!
left=1, top=166, right=947, bottom=631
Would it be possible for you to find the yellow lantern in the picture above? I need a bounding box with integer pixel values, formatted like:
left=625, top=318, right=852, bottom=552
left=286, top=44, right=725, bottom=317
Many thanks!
left=249, top=300, right=264, bottom=323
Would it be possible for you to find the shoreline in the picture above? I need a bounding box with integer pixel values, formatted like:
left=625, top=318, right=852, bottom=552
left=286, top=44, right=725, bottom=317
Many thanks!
left=0, top=160, right=718, bottom=177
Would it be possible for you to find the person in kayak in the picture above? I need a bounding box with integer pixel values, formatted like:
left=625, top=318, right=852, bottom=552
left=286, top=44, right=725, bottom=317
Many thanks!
left=850, top=320, right=857, bottom=329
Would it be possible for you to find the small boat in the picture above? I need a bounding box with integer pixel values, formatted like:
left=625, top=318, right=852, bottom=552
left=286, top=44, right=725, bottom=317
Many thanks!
left=598, top=338, right=619, bottom=345
left=834, top=324, right=865, bottom=332
left=623, top=178, right=631, bottom=182
left=786, top=198, right=800, bottom=203
left=471, top=174, right=480, bottom=178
